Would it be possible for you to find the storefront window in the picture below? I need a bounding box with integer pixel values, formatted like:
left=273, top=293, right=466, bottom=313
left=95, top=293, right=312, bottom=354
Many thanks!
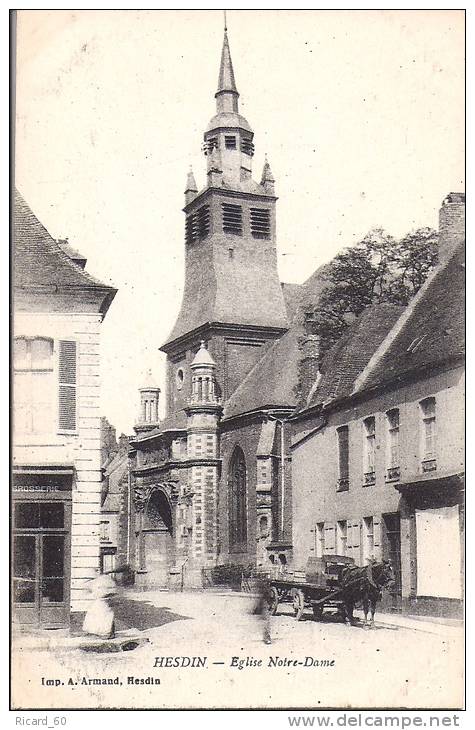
left=13, top=535, right=36, bottom=603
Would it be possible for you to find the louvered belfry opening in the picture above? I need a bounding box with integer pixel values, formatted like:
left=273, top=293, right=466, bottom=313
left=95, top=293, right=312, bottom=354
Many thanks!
left=197, top=205, right=210, bottom=239
left=222, top=202, right=243, bottom=235
left=250, top=207, right=270, bottom=239
left=185, top=205, right=210, bottom=244
left=58, top=340, right=77, bottom=431
left=241, top=137, right=255, bottom=156
left=202, top=136, right=219, bottom=155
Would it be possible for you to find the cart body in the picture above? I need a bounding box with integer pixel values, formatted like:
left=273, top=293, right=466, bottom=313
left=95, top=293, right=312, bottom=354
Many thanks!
left=267, top=554, right=355, bottom=620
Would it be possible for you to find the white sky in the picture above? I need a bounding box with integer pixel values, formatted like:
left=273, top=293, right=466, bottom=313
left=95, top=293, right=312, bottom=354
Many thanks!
left=14, top=9, right=465, bottom=435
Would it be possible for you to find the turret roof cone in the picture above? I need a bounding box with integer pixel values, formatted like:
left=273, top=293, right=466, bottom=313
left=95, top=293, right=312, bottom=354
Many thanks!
left=140, top=368, right=159, bottom=390
left=191, top=341, right=216, bottom=367
left=216, top=30, right=238, bottom=96
left=261, top=156, right=275, bottom=184
left=185, top=167, right=198, bottom=193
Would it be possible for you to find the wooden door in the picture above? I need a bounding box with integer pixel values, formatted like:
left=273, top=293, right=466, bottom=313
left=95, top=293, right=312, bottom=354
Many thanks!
left=12, top=499, right=71, bottom=628
left=382, top=513, right=402, bottom=611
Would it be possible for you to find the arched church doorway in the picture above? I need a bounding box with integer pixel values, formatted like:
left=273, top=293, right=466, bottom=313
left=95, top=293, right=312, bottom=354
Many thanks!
left=140, top=489, right=174, bottom=587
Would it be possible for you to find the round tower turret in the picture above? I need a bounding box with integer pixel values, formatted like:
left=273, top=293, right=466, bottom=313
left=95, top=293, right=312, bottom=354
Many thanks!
left=189, top=342, right=219, bottom=405
left=136, top=369, right=160, bottom=431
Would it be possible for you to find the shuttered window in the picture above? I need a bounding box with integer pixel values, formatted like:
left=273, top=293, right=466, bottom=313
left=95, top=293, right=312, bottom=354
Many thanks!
left=336, top=425, right=349, bottom=490
left=315, top=523, right=324, bottom=558
left=58, top=340, right=77, bottom=432
left=13, top=337, right=55, bottom=436
left=386, top=409, right=400, bottom=466
left=372, top=516, right=382, bottom=561
left=347, top=520, right=361, bottom=563
left=363, top=416, right=376, bottom=471
left=324, top=524, right=336, bottom=553
left=336, top=520, right=348, bottom=556
left=362, top=517, right=374, bottom=563
left=420, top=397, right=436, bottom=461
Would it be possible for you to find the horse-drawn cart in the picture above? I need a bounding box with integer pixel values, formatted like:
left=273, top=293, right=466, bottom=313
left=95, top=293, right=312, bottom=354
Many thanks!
left=267, top=554, right=355, bottom=621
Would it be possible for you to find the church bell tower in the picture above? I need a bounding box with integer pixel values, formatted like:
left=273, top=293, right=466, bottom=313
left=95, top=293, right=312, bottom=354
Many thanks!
left=161, top=24, right=289, bottom=416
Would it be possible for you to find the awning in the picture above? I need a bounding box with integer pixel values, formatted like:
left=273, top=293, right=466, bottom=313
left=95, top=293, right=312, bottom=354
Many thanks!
left=396, top=471, right=464, bottom=507
left=13, top=464, right=75, bottom=475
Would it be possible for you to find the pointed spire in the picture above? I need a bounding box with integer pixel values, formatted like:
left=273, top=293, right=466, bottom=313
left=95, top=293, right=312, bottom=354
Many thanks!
left=261, top=155, right=275, bottom=194
left=261, top=155, right=275, bottom=184
left=217, top=28, right=238, bottom=96
left=185, top=167, right=197, bottom=193
left=185, top=166, right=198, bottom=205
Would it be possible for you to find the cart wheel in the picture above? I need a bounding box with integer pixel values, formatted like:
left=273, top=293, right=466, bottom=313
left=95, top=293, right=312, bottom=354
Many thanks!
left=312, top=604, right=323, bottom=621
left=292, top=589, right=305, bottom=621
left=268, top=586, right=279, bottom=616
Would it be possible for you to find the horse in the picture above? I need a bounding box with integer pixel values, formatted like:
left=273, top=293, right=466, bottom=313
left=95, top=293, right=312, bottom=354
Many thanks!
left=340, top=560, right=395, bottom=628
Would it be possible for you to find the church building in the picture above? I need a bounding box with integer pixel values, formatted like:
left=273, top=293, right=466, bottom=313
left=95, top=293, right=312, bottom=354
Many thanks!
left=129, top=27, right=319, bottom=587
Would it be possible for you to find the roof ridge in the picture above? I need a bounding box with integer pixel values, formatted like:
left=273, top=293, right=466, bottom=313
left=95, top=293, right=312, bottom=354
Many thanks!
left=352, top=256, right=456, bottom=394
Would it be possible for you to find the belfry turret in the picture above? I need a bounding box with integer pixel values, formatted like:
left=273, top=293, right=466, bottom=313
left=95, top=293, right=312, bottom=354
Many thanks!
left=203, top=28, right=255, bottom=186
left=161, top=23, right=289, bottom=414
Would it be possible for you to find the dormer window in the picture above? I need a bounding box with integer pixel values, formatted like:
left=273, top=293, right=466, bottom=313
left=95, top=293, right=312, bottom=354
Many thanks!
left=225, top=135, right=237, bottom=149
left=250, top=208, right=270, bottom=239
left=241, top=137, right=255, bottom=156
left=222, top=203, right=243, bottom=235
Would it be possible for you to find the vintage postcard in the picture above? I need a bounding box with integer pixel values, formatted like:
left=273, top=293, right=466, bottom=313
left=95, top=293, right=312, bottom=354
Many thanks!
left=11, top=9, right=465, bottom=711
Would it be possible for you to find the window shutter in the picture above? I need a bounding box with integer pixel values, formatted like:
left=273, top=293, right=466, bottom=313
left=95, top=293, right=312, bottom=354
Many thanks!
left=350, top=520, right=361, bottom=563
left=58, top=340, right=77, bottom=431
left=324, top=524, right=336, bottom=553
left=373, top=516, right=382, bottom=560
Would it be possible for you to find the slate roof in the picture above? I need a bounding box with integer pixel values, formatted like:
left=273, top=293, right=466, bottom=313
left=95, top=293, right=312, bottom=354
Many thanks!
left=222, top=263, right=331, bottom=420
left=13, top=189, right=116, bottom=296
left=305, top=303, right=405, bottom=408
left=300, top=262, right=332, bottom=311
left=159, top=410, right=188, bottom=432
left=281, top=282, right=303, bottom=322
left=357, top=243, right=465, bottom=392
left=133, top=410, right=188, bottom=446
left=223, top=325, right=303, bottom=419
left=164, top=236, right=289, bottom=346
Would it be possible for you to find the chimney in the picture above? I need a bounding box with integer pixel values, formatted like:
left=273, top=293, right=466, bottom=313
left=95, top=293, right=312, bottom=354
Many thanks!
left=439, top=192, right=465, bottom=262
left=298, top=314, right=320, bottom=404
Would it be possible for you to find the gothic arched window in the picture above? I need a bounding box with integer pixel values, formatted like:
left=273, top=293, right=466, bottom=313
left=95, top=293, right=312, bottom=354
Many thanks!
left=229, top=446, right=247, bottom=549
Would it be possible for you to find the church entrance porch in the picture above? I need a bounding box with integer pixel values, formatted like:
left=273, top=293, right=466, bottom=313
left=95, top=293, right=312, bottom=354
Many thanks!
left=136, top=486, right=176, bottom=589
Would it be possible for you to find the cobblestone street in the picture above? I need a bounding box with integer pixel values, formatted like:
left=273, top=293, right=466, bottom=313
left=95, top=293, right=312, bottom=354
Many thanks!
left=12, top=589, right=463, bottom=710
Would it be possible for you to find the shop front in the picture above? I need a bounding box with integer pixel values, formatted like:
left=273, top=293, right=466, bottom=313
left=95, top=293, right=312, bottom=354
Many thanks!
left=12, top=468, right=73, bottom=629
left=398, top=471, right=464, bottom=617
